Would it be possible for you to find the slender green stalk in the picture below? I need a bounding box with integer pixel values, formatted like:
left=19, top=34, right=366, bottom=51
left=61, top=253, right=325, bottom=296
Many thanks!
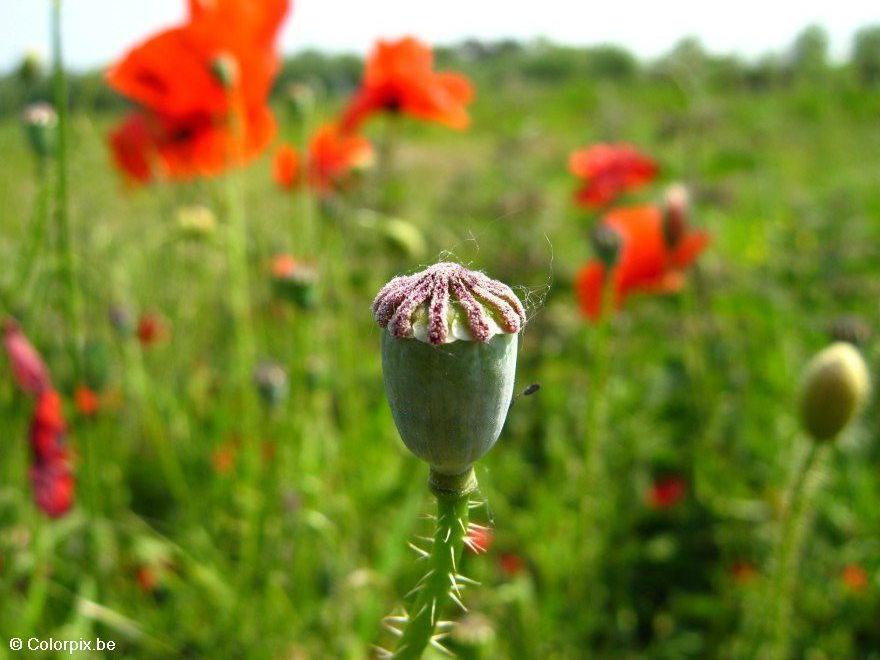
left=222, top=92, right=261, bottom=580
left=23, top=517, right=52, bottom=630
left=389, top=469, right=476, bottom=659
left=15, top=160, right=52, bottom=306
left=767, top=441, right=830, bottom=659
left=50, top=0, right=83, bottom=375
left=578, top=279, right=614, bottom=636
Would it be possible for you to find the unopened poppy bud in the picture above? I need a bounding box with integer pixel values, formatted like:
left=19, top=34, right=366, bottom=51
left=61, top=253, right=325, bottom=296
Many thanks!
left=18, top=50, right=44, bottom=85
left=210, top=53, right=239, bottom=89
left=590, top=224, right=622, bottom=269
left=800, top=342, right=870, bottom=441
left=663, top=183, right=689, bottom=249
left=382, top=218, right=426, bottom=258
left=109, top=304, right=134, bottom=336
left=176, top=204, right=217, bottom=240
left=22, top=102, right=58, bottom=159
left=83, top=340, right=110, bottom=389
left=373, top=262, right=525, bottom=478
left=285, top=82, right=316, bottom=117
left=270, top=254, right=318, bottom=309
left=253, top=361, right=289, bottom=407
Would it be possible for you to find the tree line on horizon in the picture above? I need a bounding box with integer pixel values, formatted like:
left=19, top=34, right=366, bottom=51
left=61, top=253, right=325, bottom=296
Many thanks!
left=1, top=23, right=879, bottom=117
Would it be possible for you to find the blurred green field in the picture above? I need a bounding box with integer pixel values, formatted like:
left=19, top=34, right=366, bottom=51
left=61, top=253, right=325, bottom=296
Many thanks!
left=2, top=40, right=880, bottom=658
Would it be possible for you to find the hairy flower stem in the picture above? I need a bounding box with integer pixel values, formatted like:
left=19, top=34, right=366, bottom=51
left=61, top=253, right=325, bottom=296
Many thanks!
left=51, top=0, right=83, bottom=375
left=768, top=441, right=830, bottom=659
left=392, top=468, right=476, bottom=659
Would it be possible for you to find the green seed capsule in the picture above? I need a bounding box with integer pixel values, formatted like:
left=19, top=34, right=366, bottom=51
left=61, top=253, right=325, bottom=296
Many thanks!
left=374, top=262, right=526, bottom=475
left=800, top=342, right=870, bottom=441
left=382, top=330, right=518, bottom=475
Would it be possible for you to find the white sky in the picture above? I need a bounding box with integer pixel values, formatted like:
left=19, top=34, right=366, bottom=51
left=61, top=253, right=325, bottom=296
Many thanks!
left=1, top=0, right=878, bottom=72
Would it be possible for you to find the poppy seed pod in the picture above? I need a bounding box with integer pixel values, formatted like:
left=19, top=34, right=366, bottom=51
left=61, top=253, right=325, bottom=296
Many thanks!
left=800, top=342, right=870, bottom=441
left=373, top=263, right=525, bottom=477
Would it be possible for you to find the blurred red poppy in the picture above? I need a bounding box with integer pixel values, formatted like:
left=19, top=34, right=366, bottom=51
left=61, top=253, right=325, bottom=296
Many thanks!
left=646, top=476, right=687, bottom=510
left=2, top=319, right=51, bottom=395
left=842, top=564, right=869, bottom=593
left=30, top=388, right=67, bottom=463
left=273, top=144, right=301, bottom=189
left=499, top=552, right=526, bottom=577
left=74, top=385, right=101, bottom=417
left=307, top=123, right=374, bottom=194
left=28, top=389, right=75, bottom=518
left=575, top=205, right=709, bottom=321
left=107, top=0, right=289, bottom=183
left=136, top=565, right=160, bottom=593
left=137, top=313, right=168, bottom=346
left=341, top=37, right=474, bottom=131
left=730, top=561, right=758, bottom=584
left=569, top=143, right=658, bottom=209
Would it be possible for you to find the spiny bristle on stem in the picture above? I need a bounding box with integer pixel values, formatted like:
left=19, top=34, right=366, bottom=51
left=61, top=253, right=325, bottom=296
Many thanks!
left=387, top=485, right=476, bottom=659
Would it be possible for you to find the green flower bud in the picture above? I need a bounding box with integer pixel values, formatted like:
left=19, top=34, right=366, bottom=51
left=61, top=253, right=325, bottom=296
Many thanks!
left=270, top=255, right=318, bottom=309
left=22, top=102, right=58, bottom=159
left=18, top=50, right=44, bottom=86
left=210, top=52, right=239, bottom=89
left=590, top=224, right=622, bottom=269
left=662, top=183, right=689, bottom=249
left=374, top=263, right=526, bottom=476
left=800, top=342, right=870, bottom=441
left=176, top=204, right=217, bottom=240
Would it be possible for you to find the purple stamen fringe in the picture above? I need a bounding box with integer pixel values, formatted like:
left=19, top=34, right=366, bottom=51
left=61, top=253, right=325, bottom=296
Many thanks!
left=372, top=262, right=526, bottom=345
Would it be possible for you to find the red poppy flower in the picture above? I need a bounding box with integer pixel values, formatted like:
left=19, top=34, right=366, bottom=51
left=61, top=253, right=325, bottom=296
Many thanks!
left=730, top=561, right=758, bottom=584
left=136, top=565, right=160, bottom=593
left=74, top=385, right=101, bottom=417
left=569, top=143, right=658, bottom=209
left=646, top=476, right=687, bottom=510
left=30, top=460, right=75, bottom=519
left=106, top=0, right=289, bottom=182
left=2, top=318, right=51, bottom=395
left=307, top=123, right=374, bottom=194
left=499, top=552, right=525, bottom=577
left=137, top=313, right=168, bottom=346
left=30, top=389, right=67, bottom=463
left=28, top=388, right=74, bottom=518
left=842, top=564, right=869, bottom=593
left=341, top=37, right=474, bottom=131
left=575, top=205, right=709, bottom=321
left=273, top=144, right=301, bottom=189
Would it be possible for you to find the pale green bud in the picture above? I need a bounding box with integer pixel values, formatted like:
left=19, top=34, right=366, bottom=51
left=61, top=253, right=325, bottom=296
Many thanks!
left=800, top=342, right=870, bottom=441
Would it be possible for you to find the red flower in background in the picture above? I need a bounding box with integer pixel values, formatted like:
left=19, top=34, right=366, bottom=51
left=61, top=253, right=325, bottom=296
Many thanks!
left=499, top=553, right=526, bottom=577
left=137, top=313, right=168, bottom=346
left=842, top=564, right=869, bottom=593
left=341, top=37, right=474, bottom=131
left=730, top=561, right=758, bottom=584
left=2, top=319, right=51, bottom=395
left=307, top=123, right=374, bottom=194
left=569, top=144, right=657, bottom=209
left=107, top=0, right=289, bottom=183
left=29, top=389, right=75, bottom=518
left=272, top=144, right=301, bottom=189
left=575, top=204, right=709, bottom=321
left=646, top=476, right=687, bottom=510
left=74, top=385, right=101, bottom=417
